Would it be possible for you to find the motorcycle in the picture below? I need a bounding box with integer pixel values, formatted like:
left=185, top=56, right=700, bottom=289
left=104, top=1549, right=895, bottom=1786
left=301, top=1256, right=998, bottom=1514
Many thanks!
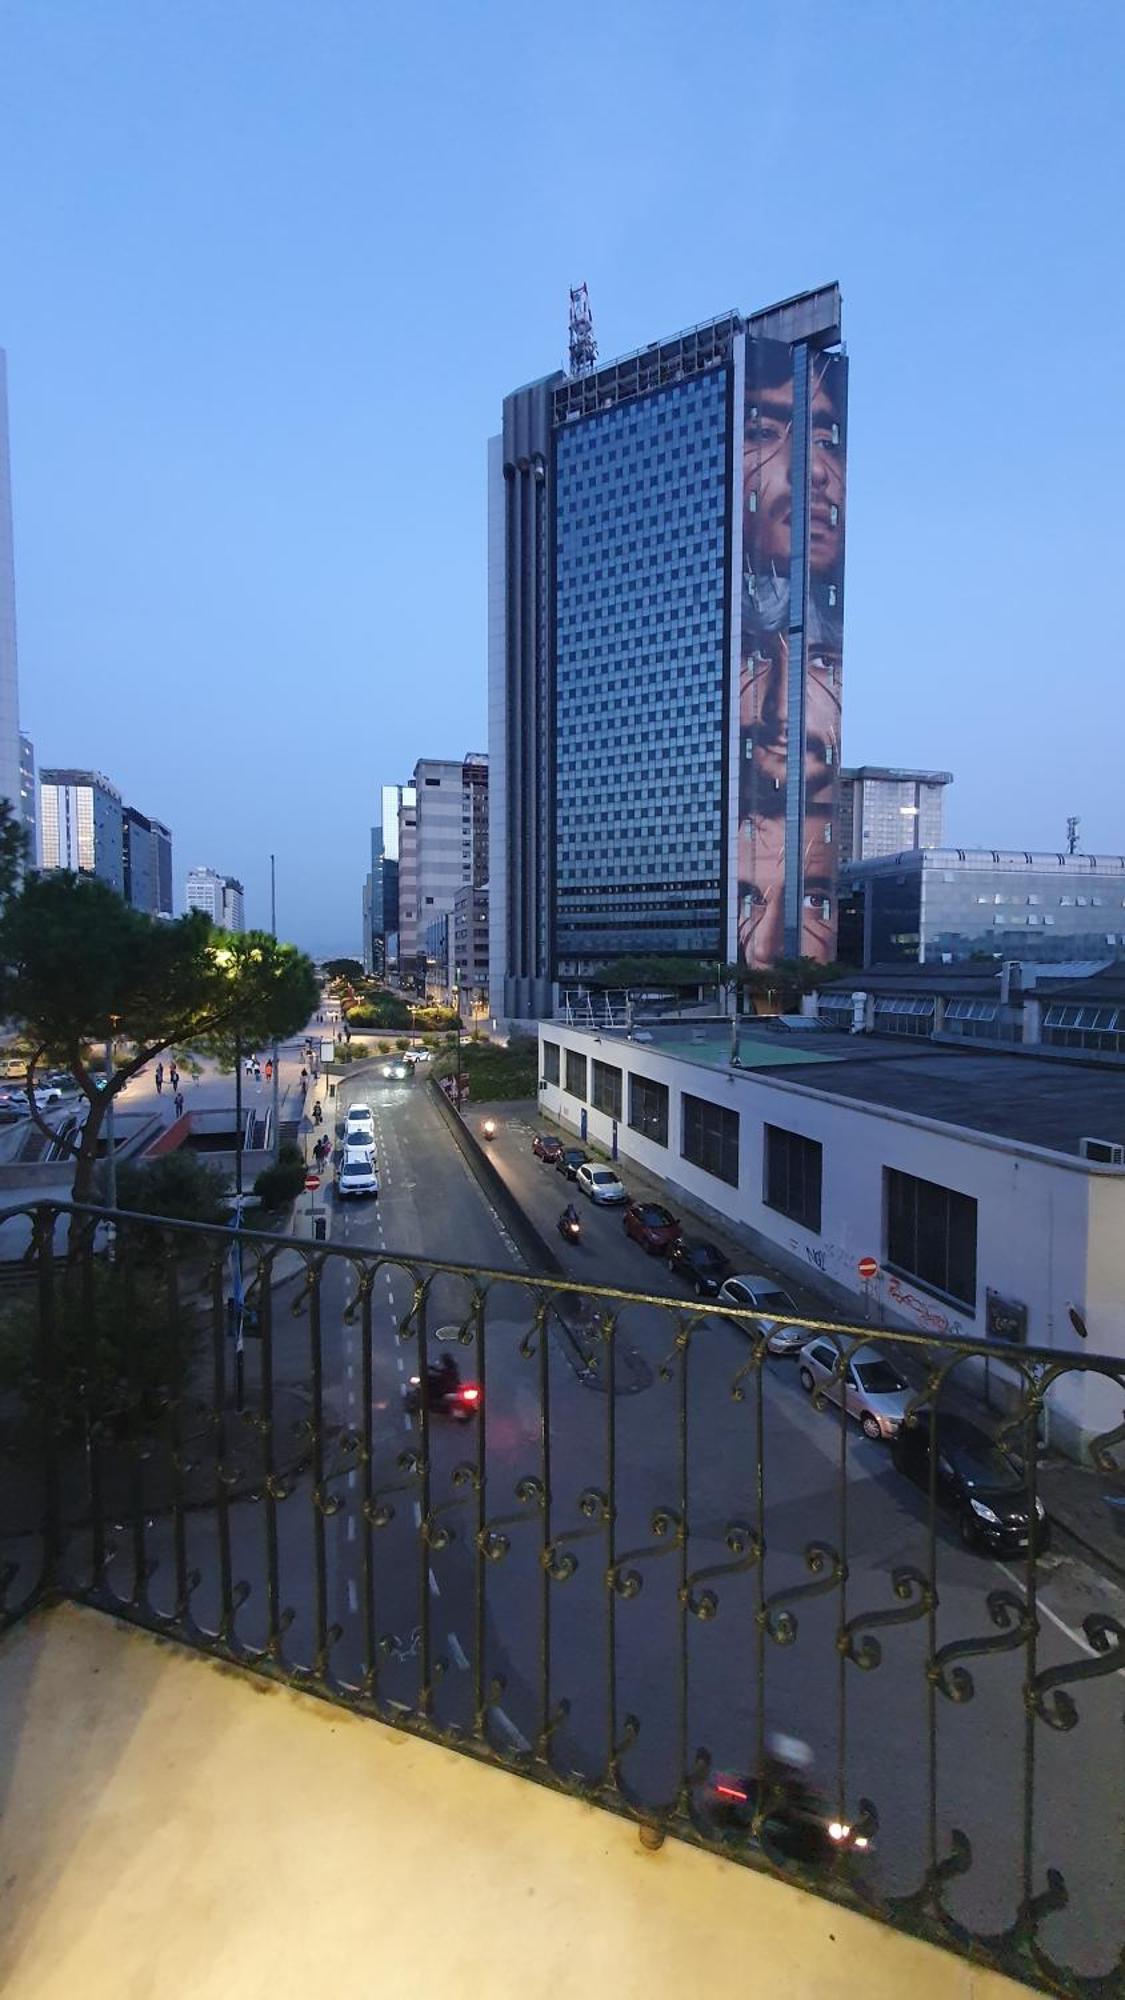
left=482, top=1117, right=496, bottom=1140
left=702, top=1768, right=875, bottom=1870
left=558, top=1209, right=581, bottom=1244
left=404, top=1361, right=482, bottom=1423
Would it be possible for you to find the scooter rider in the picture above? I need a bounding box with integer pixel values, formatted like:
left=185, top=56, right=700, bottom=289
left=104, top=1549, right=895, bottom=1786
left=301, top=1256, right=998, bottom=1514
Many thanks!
left=427, top=1350, right=461, bottom=1401
left=560, top=1201, right=580, bottom=1236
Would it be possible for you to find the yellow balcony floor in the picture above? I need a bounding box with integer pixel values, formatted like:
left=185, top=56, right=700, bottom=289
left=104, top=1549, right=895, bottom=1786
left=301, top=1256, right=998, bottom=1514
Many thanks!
left=0, top=1604, right=1031, bottom=1999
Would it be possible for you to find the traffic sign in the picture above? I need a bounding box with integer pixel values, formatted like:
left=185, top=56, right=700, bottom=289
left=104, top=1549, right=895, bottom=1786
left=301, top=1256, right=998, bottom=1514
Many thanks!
left=304, top=1173, right=321, bottom=1192
left=857, top=1256, right=879, bottom=1282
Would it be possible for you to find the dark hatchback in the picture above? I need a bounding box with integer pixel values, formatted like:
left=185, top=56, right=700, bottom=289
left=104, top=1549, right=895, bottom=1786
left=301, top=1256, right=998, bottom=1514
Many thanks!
left=532, top=1133, right=564, bottom=1163
left=554, top=1146, right=589, bottom=1180
left=667, top=1237, right=731, bottom=1297
left=623, top=1201, right=682, bottom=1255
left=892, top=1411, right=1047, bottom=1555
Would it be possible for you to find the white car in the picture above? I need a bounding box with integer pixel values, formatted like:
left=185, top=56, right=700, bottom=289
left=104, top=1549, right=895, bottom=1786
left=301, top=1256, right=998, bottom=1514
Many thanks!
left=716, top=1274, right=808, bottom=1355
left=336, top=1153, right=380, bottom=1200
left=405, top=1045, right=432, bottom=1062
left=0, top=1085, right=64, bottom=1114
left=575, top=1163, right=628, bottom=1205
left=344, top=1104, right=376, bottom=1146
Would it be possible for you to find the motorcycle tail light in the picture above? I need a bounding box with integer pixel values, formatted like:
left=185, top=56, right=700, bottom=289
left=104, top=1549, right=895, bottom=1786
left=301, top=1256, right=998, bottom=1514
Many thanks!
left=714, top=1780, right=748, bottom=1803
left=460, top=1386, right=481, bottom=1404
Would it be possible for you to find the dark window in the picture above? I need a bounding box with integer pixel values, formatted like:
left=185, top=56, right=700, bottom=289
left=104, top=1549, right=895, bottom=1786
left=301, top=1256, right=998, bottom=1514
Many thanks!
left=564, top=1049, right=587, bottom=1100
left=591, top=1059, right=622, bottom=1119
left=542, top=1041, right=560, bottom=1086
left=628, top=1072, right=668, bottom=1147
left=682, top=1093, right=739, bottom=1187
left=886, top=1168, right=977, bottom=1310
left=764, top=1124, right=822, bottom=1232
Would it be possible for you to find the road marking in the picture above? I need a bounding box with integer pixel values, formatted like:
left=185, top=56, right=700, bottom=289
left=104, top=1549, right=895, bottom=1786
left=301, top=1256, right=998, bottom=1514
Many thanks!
left=428, top=1568, right=440, bottom=1598
left=347, top=1580, right=358, bottom=1614
left=402, top=1414, right=412, bottom=1433
left=448, top=1631, right=469, bottom=1671
left=997, top=1561, right=1125, bottom=1676
left=347, top=1515, right=356, bottom=1542
left=413, top=1501, right=422, bottom=1527
left=348, top=1470, right=357, bottom=1490
left=396, top=1355, right=404, bottom=1373
left=347, top=1363, right=353, bottom=1380
left=491, top=1705, right=530, bottom=1752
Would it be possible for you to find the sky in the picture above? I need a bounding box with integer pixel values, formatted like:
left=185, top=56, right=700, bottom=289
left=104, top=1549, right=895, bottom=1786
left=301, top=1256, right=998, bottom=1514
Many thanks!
left=1, top=0, right=1123, bottom=957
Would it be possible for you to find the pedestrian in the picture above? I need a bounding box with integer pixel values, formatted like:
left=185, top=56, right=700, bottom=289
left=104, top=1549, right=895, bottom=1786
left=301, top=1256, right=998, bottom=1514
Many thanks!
left=155, top=1072, right=164, bottom=1095
left=253, top=1060, right=261, bottom=1083
left=265, top=1058, right=273, bottom=1082
left=169, top=1064, right=179, bottom=1092
left=155, top=1061, right=164, bottom=1087
left=244, top=1055, right=255, bottom=1078
left=174, top=1090, right=184, bottom=1117
left=300, top=1066, right=309, bottom=1089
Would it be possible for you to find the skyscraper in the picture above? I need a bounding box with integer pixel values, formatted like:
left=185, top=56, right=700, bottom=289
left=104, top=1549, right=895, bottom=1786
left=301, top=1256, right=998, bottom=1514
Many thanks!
left=837, top=767, right=952, bottom=867
left=0, top=355, right=22, bottom=829
left=122, top=805, right=157, bottom=912
left=222, top=877, right=245, bottom=931
left=19, top=731, right=36, bottom=865
left=186, top=865, right=243, bottom=930
left=40, top=769, right=125, bottom=892
left=489, top=285, right=848, bottom=1018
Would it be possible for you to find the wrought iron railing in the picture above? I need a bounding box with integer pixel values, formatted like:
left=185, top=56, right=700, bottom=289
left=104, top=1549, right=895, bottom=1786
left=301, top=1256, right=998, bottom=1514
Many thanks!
left=1, top=1199, right=1123, bottom=1997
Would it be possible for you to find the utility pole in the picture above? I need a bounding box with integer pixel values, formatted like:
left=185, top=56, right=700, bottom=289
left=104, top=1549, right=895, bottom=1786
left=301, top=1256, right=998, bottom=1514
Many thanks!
left=270, top=852, right=280, bottom=1163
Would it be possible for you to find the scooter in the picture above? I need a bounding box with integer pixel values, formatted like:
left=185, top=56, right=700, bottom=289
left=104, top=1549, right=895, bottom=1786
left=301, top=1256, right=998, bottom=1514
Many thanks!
left=482, top=1118, right=496, bottom=1140
left=558, top=1210, right=581, bottom=1244
left=404, top=1363, right=482, bottom=1423
left=702, top=1769, right=875, bottom=1870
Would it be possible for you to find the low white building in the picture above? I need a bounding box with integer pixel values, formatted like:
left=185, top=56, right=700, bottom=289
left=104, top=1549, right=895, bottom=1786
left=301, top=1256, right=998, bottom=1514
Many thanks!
left=536, top=1020, right=1125, bottom=1455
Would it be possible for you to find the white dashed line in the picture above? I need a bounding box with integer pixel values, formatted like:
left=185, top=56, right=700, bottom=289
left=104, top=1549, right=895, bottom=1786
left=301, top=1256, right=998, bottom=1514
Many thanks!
left=412, top=1501, right=422, bottom=1527
left=997, top=1562, right=1125, bottom=1676
left=347, top=1580, right=358, bottom=1614
left=347, top=1515, right=356, bottom=1542
left=428, top=1568, right=440, bottom=1598
left=396, top=1355, right=404, bottom=1373
left=402, top=1414, right=412, bottom=1433
left=448, top=1632, right=469, bottom=1671
left=348, top=1470, right=357, bottom=1491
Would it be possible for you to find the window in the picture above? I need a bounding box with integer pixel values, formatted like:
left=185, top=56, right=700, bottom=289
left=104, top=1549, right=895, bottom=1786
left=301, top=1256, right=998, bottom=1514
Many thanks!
left=886, top=1168, right=977, bottom=1310
left=764, top=1124, right=822, bottom=1231
left=564, top=1049, right=587, bottom=1100
left=682, top=1093, right=739, bottom=1187
left=591, top=1059, right=623, bottom=1119
left=628, top=1072, right=668, bottom=1147
left=541, top=1040, right=560, bottom=1085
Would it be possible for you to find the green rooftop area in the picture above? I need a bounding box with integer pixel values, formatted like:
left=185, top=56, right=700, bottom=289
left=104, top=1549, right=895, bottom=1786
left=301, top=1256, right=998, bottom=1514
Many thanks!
left=630, top=1025, right=843, bottom=1071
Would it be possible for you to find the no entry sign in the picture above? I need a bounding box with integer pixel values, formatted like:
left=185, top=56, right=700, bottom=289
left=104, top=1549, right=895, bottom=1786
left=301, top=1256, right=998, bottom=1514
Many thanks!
left=857, top=1256, right=879, bottom=1282
left=304, top=1173, right=321, bottom=1192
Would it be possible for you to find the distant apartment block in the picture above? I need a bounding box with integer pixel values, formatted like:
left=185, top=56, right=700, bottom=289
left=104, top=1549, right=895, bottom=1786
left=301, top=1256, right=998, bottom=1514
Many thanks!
left=40, top=768, right=124, bottom=894
left=396, top=754, right=488, bottom=990
left=186, top=865, right=245, bottom=932
left=19, top=731, right=35, bottom=865
left=837, top=766, right=952, bottom=866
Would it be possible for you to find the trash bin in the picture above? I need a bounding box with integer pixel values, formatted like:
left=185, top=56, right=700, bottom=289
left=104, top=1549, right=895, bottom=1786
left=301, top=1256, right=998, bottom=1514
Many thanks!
left=328, top=1083, right=336, bottom=1100
left=313, top=1215, right=327, bottom=1243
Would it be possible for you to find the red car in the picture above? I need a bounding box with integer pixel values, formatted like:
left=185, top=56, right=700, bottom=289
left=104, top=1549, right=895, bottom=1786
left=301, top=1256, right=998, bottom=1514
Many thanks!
left=532, top=1133, right=564, bottom=1163
left=623, top=1201, right=682, bottom=1255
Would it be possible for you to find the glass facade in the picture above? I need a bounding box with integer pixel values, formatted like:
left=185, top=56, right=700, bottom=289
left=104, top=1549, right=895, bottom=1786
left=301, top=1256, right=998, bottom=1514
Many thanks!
left=847, top=852, right=1125, bottom=965
left=628, top=1072, right=668, bottom=1146
left=554, top=369, right=730, bottom=966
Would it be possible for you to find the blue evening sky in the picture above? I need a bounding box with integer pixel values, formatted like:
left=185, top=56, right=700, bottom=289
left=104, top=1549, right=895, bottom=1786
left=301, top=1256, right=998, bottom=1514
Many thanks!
left=2, top=1, right=1122, bottom=955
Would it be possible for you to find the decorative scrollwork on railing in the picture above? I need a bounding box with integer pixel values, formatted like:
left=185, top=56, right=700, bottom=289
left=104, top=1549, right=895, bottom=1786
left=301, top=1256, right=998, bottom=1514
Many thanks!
left=888, top=1825, right=973, bottom=1930
left=928, top=1589, right=1032, bottom=1703
left=367, top=1448, right=422, bottom=1529
left=423, top=1460, right=482, bottom=1552
left=607, top=1508, right=684, bottom=1599
left=477, top=1476, right=545, bottom=1562
left=839, top=1566, right=934, bottom=1670
left=534, top=1697, right=571, bottom=1762
left=1027, top=1612, right=1125, bottom=1729
left=758, top=1541, right=845, bottom=1645
left=341, top=1264, right=376, bottom=1325
left=543, top=1487, right=610, bottom=1581
left=1090, top=1410, right=1125, bottom=1481
left=679, top=1520, right=762, bottom=1619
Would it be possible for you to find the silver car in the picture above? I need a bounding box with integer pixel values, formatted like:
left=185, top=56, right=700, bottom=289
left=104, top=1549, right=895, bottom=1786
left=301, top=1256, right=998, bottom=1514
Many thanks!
left=798, top=1337, right=912, bottom=1440
left=716, top=1274, right=807, bottom=1355
left=575, top=1163, right=628, bottom=1205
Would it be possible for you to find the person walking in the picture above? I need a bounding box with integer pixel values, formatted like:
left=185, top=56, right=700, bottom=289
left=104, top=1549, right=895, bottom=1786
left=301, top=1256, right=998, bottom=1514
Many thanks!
left=265, top=1058, right=273, bottom=1083
left=300, top=1066, right=309, bottom=1090
left=155, top=1061, right=164, bottom=1089
left=173, top=1090, right=185, bottom=1118
left=155, top=1070, right=164, bottom=1095
left=169, top=1064, right=179, bottom=1093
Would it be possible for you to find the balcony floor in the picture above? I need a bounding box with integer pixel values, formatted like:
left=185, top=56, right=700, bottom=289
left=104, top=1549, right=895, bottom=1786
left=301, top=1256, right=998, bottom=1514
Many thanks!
left=0, top=1604, right=1030, bottom=1999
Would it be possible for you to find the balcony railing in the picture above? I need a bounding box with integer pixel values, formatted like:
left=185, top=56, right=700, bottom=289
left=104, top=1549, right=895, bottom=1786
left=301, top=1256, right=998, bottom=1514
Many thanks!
left=1, top=1199, right=1123, bottom=1997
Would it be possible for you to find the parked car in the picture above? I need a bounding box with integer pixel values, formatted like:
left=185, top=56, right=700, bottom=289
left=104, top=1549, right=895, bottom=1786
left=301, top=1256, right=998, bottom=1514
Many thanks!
left=622, top=1201, right=682, bottom=1255
left=0, top=1084, right=63, bottom=1113
left=892, top=1410, right=1047, bottom=1555
left=667, top=1237, right=731, bottom=1297
left=798, top=1338, right=912, bottom=1440
left=532, top=1133, right=564, bottom=1163
left=575, top=1163, right=628, bottom=1205
left=554, top=1146, right=589, bottom=1181
left=717, top=1274, right=807, bottom=1355
left=344, top=1103, right=376, bottom=1146
left=335, top=1151, right=380, bottom=1199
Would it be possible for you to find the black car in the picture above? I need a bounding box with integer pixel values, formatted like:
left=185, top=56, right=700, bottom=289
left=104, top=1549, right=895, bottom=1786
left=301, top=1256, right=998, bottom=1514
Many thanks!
left=892, top=1411, right=1047, bottom=1555
left=554, top=1146, right=589, bottom=1180
left=667, top=1237, right=731, bottom=1298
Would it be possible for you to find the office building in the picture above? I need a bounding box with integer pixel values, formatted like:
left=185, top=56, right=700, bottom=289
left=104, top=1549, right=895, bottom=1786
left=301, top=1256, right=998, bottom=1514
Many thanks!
left=815, top=957, right=1125, bottom=1062
left=122, top=807, right=156, bottom=912
left=837, top=767, right=952, bottom=866
left=150, top=818, right=173, bottom=915
left=365, top=803, right=401, bottom=977
left=186, top=866, right=244, bottom=931
left=40, top=769, right=124, bottom=893
left=839, top=848, right=1125, bottom=967
left=0, top=356, right=22, bottom=828
left=490, top=285, right=848, bottom=1019
left=19, top=731, right=36, bottom=865
left=362, top=875, right=374, bottom=974
left=396, top=784, right=420, bottom=966
left=396, top=757, right=488, bottom=990
left=453, top=884, right=489, bottom=1006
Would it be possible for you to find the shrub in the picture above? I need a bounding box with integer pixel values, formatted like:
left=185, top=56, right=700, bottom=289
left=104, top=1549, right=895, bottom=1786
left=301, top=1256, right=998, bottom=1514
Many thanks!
left=395, top=1037, right=409, bottom=1050
left=117, top=1151, right=231, bottom=1228
left=254, top=1153, right=307, bottom=1210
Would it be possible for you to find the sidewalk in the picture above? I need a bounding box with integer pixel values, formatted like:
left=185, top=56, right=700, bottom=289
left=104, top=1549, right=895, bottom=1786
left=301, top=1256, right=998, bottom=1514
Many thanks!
left=513, top=1097, right=1125, bottom=1583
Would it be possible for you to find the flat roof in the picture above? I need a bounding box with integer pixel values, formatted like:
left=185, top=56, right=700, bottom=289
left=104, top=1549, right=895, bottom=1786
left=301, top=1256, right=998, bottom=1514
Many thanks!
left=561, top=1020, right=1125, bottom=1161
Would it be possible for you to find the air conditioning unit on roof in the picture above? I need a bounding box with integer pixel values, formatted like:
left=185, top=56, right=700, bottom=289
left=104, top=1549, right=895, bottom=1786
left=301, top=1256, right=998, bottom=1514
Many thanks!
left=1080, top=1136, right=1124, bottom=1165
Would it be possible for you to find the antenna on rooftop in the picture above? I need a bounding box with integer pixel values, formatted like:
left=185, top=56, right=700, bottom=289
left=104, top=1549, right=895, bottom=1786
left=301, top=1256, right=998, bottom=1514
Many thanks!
left=568, top=282, right=598, bottom=375
left=1066, top=815, right=1080, bottom=856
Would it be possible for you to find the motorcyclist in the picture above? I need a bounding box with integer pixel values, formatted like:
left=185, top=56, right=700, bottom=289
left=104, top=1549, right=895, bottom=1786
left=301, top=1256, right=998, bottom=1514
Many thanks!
left=560, top=1202, right=580, bottom=1235
left=760, top=1733, right=820, bottom=1816
left=427, top=1351, right=461, bottom=1401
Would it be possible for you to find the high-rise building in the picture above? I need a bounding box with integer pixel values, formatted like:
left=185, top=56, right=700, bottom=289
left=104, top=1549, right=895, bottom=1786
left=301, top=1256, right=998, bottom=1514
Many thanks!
left=185, top=866, right=224, bottom=923
left=394, top=760, right=487, bottom=989
left=837, top=767, right=952, bottom=867
left=489, top=286, right=848, bottom=1018
left=839, top=848, right=1125, bottom=967
left=19, top=731, right=36, bottom=865
left=364, top=800, right=401, bottom=976
left=150, top=819, right=173, bottom=915
left=222, top=876, right=245, bottom=932
left=40, top=769, right=124, bottom=892
left=122, top=806, right=157, bottom=912
left=396, top=784, right=419, bottom=966
left=0, top=355, right=23, bottom=829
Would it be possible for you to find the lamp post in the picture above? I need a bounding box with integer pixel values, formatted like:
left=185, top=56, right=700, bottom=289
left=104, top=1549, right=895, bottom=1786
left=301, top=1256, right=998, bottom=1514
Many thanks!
left=453, top=984, right=462, bottom=1111
left=104, top=1014, right=119, bottom=1211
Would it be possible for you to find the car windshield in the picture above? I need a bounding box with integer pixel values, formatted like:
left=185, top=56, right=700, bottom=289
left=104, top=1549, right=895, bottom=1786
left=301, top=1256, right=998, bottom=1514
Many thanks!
left=639, top=1206, right=671, bottom=1226
left=950, top=1441, right=1023, bottom=1491
left=691, top=1245, right=724, bottom=1268
left=854, top=1359, right=907, bottom=1395
left=591, top=1171, right=615, bottom=1184
left=347, top=1110, right=372, bottom=1123
left=757, top=1289, right=795, bottom=1313
left=342, top=1167, right=370, bottom=1181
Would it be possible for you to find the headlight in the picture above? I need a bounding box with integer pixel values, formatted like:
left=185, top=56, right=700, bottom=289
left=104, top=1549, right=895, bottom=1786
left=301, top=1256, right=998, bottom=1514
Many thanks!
left=971, top=1499, right=1000, bottom=1525
left=1034, top=1497, right=1046, bottom=1520
left=828, top=1821, right=850, bottom=1842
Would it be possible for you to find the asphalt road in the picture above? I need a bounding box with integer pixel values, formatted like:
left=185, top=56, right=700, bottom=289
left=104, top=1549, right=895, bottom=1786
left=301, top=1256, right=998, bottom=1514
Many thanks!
left=89, top=1052, right=1125, bottom=1977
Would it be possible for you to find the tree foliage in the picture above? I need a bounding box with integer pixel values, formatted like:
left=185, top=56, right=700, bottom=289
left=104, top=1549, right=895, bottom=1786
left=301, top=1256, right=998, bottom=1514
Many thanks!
left=323, top=957, right=365, bottom=981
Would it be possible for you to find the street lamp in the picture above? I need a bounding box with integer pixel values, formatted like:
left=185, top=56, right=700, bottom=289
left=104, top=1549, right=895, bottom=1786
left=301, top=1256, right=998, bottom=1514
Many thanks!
left=104, top=1014, right=120, bottom=1211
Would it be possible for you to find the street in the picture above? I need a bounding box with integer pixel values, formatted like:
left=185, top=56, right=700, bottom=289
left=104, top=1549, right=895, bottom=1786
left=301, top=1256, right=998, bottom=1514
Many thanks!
left=79, top=1044, right=1125, bottom=1978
